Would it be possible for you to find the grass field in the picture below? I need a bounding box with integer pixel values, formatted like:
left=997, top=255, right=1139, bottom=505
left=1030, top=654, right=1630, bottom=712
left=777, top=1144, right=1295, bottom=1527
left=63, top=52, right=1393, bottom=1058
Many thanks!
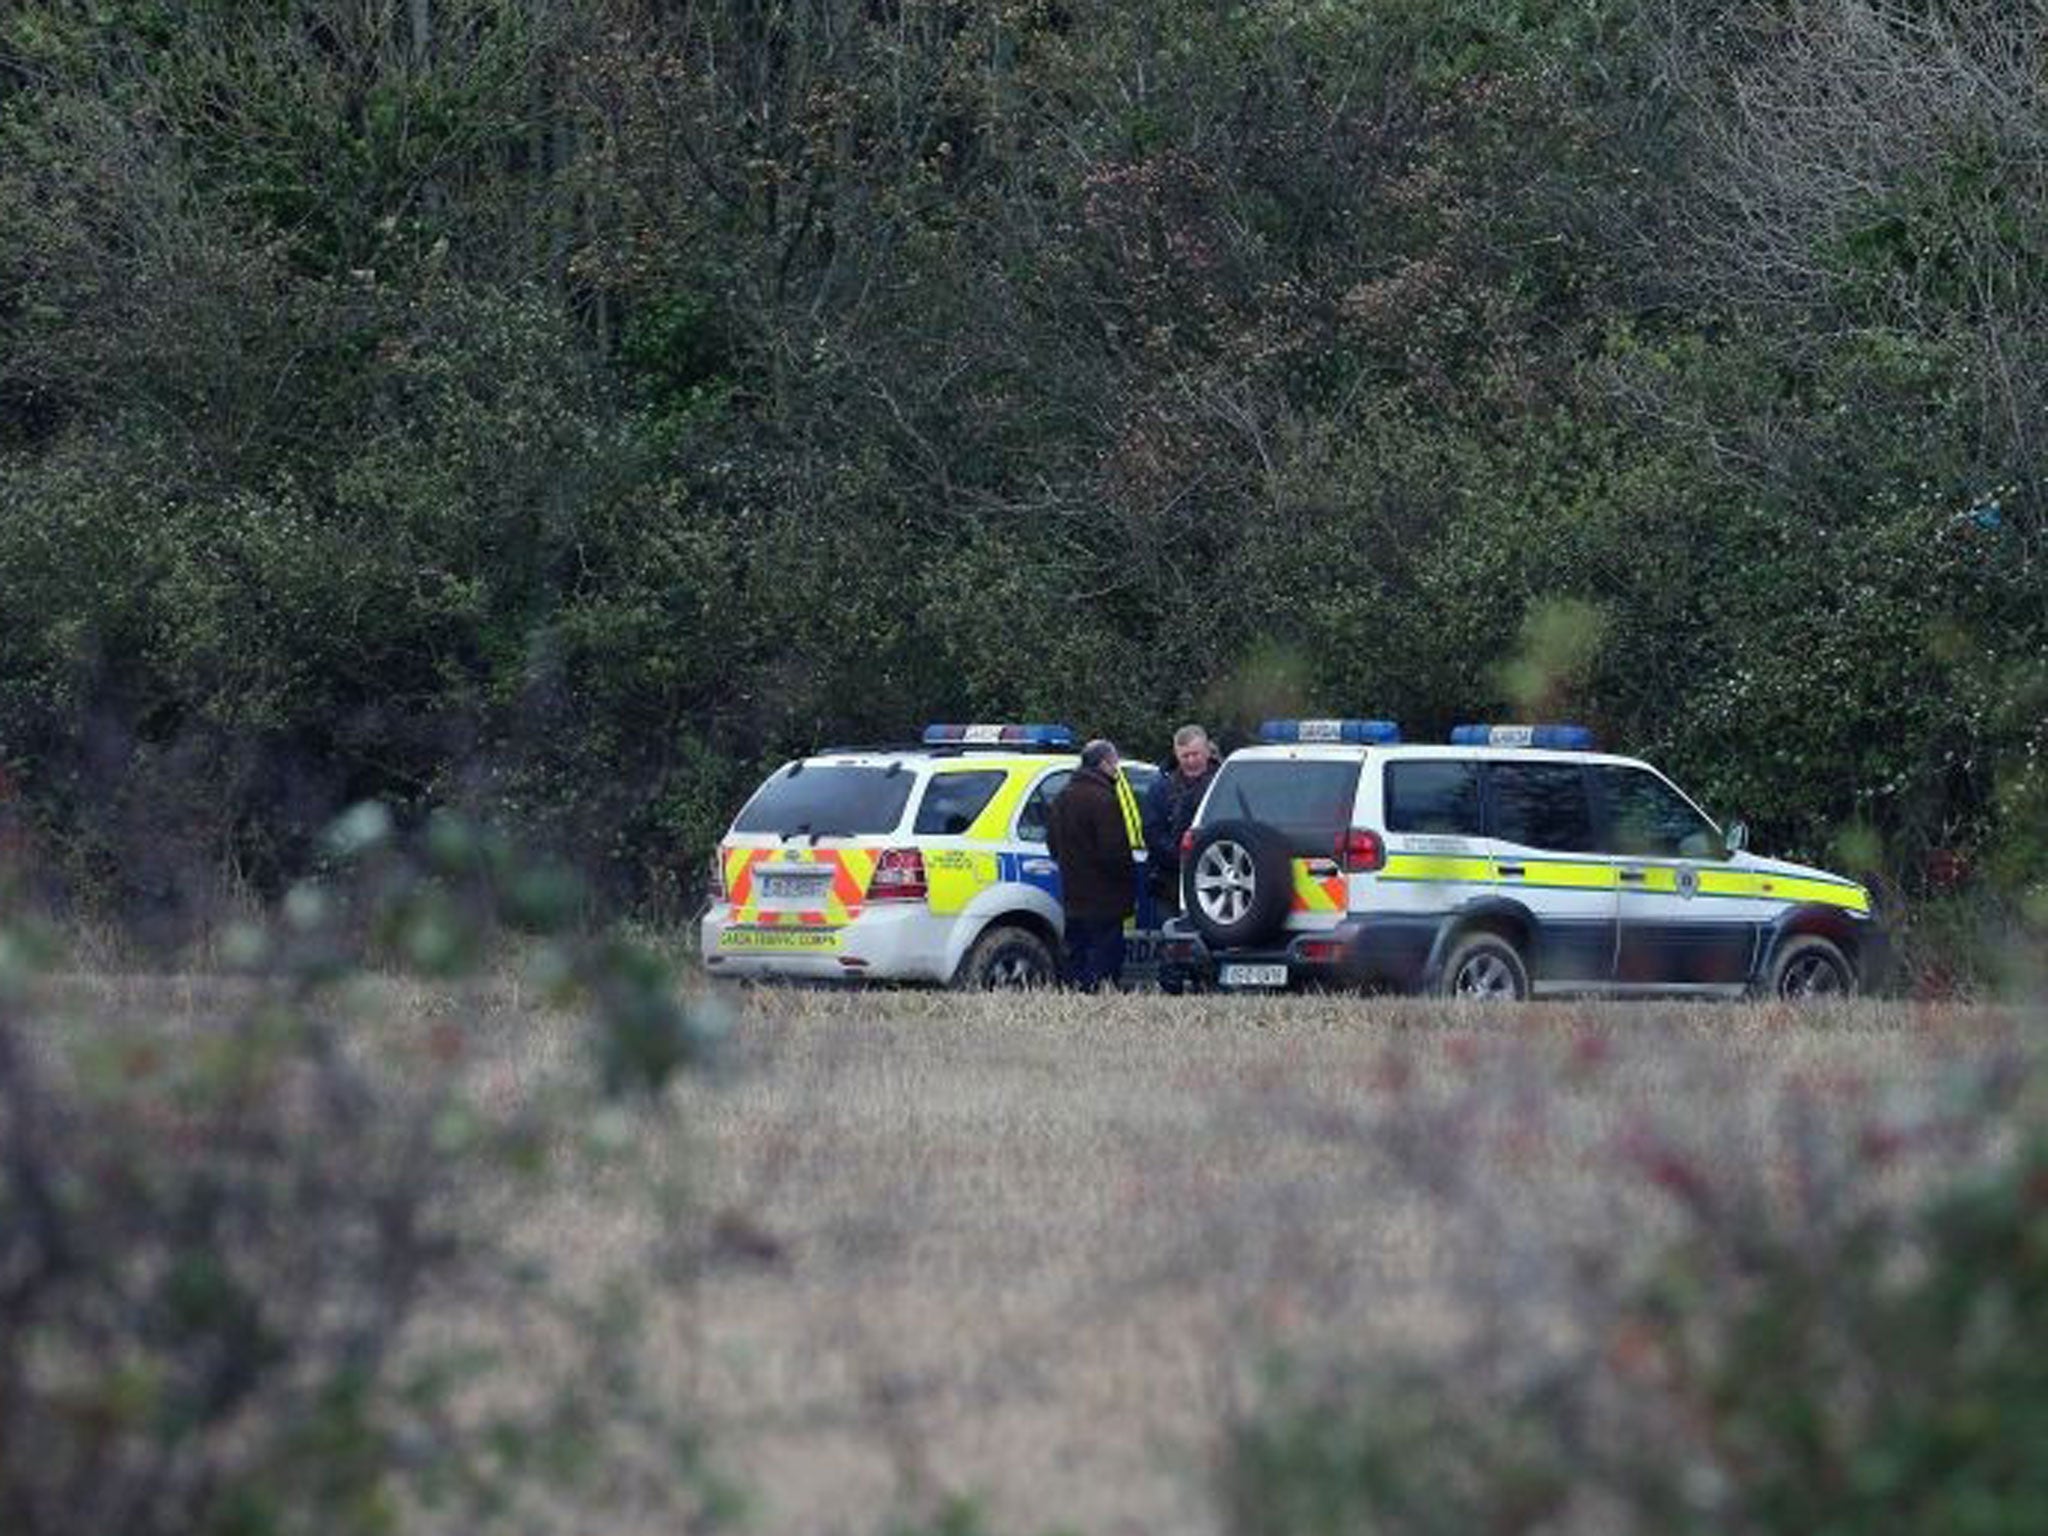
left=26, top=976, right=2038, bottom=1535
left=654, top=988, right=2030, bottom=1534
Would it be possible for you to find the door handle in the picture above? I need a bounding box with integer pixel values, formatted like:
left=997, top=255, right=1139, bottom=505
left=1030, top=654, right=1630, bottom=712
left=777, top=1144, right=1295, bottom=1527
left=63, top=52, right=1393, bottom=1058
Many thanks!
left=1619, top=869, right=1647, bottom=884
left=1496, top=864, right=1525, bottom=879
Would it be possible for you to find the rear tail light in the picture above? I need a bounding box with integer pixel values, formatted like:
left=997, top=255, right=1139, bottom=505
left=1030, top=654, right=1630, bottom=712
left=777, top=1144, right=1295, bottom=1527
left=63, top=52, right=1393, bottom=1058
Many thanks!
left=1339, top=828, right=1385, bottom=873
left=709, top=847, right=727, bottom=901
left=867, top=847, right=929, bottom=903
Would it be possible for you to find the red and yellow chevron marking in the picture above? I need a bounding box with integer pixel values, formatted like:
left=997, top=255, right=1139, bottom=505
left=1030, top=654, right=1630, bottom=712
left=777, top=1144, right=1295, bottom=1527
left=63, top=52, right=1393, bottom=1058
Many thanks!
left=722, top=845, right=878, bottom=927
left=1289, top=859, right=1347, bottom=914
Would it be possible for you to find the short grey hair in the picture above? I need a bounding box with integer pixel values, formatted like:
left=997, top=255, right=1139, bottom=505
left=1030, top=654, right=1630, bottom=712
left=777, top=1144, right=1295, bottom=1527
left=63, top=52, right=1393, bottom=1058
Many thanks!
left=1172, top=724, right=1210, bottom=750
left=1080, top=738, right=1118, bottom=769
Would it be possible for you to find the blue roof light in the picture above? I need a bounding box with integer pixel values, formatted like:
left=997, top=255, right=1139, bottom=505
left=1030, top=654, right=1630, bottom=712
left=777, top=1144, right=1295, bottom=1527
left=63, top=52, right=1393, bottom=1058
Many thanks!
left=1450, top=724, right=1595, bottom=751
left=1258, top=719, right=1402, bottom=745
left=922, top=722, right=1075, bottom=747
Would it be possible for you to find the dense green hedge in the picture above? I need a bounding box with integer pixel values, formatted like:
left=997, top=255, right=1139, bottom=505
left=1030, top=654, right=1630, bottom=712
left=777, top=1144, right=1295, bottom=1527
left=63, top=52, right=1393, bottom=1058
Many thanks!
left=3, top=1, right=2044, bottom=972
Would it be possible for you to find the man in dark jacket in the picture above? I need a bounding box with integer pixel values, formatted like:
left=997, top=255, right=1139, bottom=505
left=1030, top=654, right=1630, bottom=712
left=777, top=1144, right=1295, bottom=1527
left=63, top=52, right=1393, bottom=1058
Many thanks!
left=1046, top=738, right=1136, bottom=991
left=1142, top=723, right=1221, bottom=913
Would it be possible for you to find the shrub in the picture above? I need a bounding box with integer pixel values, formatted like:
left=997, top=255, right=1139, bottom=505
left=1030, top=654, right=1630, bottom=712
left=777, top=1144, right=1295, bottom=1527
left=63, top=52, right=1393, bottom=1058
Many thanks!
left=0, top=807, right=733, bottom=1536
left=1219, top=1036, right=2047, bottom=1535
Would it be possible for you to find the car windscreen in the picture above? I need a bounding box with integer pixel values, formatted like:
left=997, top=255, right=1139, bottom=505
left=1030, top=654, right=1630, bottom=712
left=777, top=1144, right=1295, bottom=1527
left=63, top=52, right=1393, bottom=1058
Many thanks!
left=730, top=763, right=914, bottom=837
left=1203, top=759, right=1361, bottom=853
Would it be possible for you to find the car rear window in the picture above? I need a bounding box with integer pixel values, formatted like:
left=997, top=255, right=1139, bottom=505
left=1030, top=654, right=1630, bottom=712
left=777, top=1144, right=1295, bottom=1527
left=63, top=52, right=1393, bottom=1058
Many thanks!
left=1203, top=759, right=1361, bottom=851
left=731, top=763, right=914, bottom=836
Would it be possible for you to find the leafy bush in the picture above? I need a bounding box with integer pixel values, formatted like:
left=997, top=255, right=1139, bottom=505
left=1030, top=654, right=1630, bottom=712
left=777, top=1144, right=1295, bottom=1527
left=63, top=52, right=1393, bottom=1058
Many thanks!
left=0, top=807, right=733, bottom=1536
left=1219, top=1039, right=2047, bottom=1535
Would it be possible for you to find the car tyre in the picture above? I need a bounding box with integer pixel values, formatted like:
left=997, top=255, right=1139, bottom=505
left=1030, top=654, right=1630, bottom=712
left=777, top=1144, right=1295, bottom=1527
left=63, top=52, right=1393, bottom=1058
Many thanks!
left=1766, top=933, right=1856, bottom=1000
left=1436, top=931, right=1530, bottom=1001
left=1183, top=820, right=1294, bottom=949
left=955, top=924, right=1057, bottom=989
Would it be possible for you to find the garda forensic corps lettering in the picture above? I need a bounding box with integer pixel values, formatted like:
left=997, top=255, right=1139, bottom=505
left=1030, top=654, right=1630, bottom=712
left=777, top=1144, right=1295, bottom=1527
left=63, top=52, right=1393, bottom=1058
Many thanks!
left=719, top=927, right=843, bottom=952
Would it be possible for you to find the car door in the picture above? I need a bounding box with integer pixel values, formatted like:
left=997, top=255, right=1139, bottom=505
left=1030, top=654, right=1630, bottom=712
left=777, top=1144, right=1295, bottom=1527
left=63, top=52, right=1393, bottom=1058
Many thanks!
left=1594, top=763, right=1761, bottom=986
left=1011, top=767, right=1072, bottom=899
left=1481, top=759, right=1614, bottom=984
left=1377, top=755, right=1494, bottom=920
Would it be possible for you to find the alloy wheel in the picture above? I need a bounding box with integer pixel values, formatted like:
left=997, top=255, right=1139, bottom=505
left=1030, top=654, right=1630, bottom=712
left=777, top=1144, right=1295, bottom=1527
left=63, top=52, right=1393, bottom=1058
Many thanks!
left=1192, top=839, right=1257, bottom=926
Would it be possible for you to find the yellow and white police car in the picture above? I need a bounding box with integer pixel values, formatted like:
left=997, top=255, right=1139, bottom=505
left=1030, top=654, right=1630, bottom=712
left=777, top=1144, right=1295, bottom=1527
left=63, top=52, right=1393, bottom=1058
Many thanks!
left=700, top=724, right=1163, bottom=986
left=1162, top=719, right=1887, bottom=999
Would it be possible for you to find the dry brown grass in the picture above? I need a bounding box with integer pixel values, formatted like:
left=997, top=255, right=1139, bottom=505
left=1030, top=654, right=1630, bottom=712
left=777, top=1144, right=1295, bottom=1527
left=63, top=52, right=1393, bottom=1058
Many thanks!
left=645, top=988, right=2028, bottom=1535
left=28, top=975, right=2034, bottom=1535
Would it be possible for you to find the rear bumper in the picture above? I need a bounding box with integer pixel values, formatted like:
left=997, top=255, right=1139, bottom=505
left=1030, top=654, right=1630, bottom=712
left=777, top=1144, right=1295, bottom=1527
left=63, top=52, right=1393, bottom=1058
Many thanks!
left=699, top=903, right=952, bottom=983
left=1161, top=915, right=1439, bottom=992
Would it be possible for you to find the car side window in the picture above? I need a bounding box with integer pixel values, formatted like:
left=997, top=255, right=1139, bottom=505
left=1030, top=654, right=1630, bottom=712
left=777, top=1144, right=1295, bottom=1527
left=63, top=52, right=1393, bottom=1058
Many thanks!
left=1594, top=765, right=1721, bottom=859
left=1015, top=770, right=1073, bottom=844
left=1485, top=762, right=1595, bottom=852
left=913, top=770, right=1008, bottom=836
left=1386, top=760, right=1483, bottom=836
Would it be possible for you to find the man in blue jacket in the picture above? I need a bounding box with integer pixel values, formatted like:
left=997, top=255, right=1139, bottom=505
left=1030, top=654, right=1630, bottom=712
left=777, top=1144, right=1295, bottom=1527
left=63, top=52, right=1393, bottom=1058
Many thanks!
left=1143, top=723, right=1221, bottom=914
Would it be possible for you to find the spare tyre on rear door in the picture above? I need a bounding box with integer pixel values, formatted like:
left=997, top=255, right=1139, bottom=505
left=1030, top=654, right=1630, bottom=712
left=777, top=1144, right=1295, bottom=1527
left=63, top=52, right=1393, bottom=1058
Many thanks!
left=1183, top=820, right=1293, bottom=949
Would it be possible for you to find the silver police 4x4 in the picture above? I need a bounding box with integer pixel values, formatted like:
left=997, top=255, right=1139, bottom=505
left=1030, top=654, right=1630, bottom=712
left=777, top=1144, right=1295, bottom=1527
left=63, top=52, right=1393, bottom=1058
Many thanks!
left=700, top=723, right=1165, bottom=987
left=1161, top=719, right=1885, bottom=999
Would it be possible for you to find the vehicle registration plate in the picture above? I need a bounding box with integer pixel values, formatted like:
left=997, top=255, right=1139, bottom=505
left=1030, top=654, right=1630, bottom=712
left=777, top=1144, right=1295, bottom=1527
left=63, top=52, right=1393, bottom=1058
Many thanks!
left=1219, top=963, right=1289, bottom=989
left=760, top=872, right=829, bottom=900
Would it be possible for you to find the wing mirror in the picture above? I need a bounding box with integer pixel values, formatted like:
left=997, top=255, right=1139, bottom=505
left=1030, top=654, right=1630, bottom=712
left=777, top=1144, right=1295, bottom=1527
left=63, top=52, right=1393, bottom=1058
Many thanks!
left=1723, top=819, right=1749, bottom=855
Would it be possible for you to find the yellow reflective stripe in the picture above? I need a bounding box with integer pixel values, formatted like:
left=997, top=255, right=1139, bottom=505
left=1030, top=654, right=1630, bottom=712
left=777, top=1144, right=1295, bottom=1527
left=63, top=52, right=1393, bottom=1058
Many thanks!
left=837, top=846, right=877, bottom=901
left=1795, top=880, right=1869, bottom=913
left=1114, top=770, right=1144, bottom=850
left=723, top=845, right=755, bottom=894
left=1379, top=852, right=1870, bottom=913
left=1290, top=859, right=1344, bottom=913
left=1693, top=868, right=1752, bottom=900
left=727, top=845, right=765, bottom=921
left=1702, top=869, right=1868, bottom=911
left=1382, top=854, right=1495, bottom=883
left=1509, top=860, right=1618, bottom=890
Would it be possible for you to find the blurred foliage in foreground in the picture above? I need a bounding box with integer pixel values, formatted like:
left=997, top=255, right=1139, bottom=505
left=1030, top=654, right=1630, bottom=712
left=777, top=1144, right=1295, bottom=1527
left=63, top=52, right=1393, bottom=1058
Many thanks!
left=0, top=807, right=734, bottom=1536
left=1220, top=1031, right=2048, bottom=1536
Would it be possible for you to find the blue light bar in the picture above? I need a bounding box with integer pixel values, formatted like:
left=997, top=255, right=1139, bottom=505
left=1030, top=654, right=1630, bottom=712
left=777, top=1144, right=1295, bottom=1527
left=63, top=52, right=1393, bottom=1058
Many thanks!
left=1450, top=723, right=1596, bottom=751
left=1258, top=719, right=1402, bottom=745
left=922, top=722, right=1075, bottom=747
